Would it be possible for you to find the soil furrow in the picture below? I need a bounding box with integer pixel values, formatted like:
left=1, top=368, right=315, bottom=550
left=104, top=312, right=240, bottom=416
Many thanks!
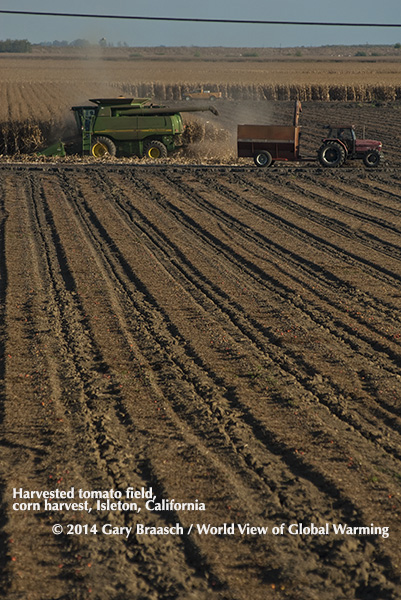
left=50, top=171, right=401, bottom=599
left=279, top=177, right=401, bottom=243
left=130, top=171, right=399, bottom=420
left=72, top=171, right=401, bottom=508
left=32, top=172, right=223, bottom=598
left=188, top=171, right=401, bottom=371
left=1, top=159, right=401, bottom=600
left=301, top=172, right=401, bottom=219
left=107, top=169, right=401, bottom=477
left=218, top=172, right=401, bottom=288
left=0, top=175, right=77, bottom=598
left=0, top=181, right=10, bottom=596
left=198, top=171, right=401, bottom=340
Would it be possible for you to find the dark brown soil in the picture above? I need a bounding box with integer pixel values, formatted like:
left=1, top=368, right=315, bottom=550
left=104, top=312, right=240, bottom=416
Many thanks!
left=1, top=103, right=401, bottom=599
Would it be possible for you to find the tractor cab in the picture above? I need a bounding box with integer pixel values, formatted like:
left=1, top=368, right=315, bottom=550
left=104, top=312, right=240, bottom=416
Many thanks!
left=323, top=126, right=356, bottom=154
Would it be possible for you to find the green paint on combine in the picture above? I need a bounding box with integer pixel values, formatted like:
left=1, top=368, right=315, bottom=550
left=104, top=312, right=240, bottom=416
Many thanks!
left=38, top=97, right=218, bottom=159
left=37, top=140, right=66, bottom=157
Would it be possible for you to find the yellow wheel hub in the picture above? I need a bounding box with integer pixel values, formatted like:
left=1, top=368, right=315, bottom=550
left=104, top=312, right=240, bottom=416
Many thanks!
left=92, top=142, right=108, bottom=158
left=147, top=146, right=161, bottom=159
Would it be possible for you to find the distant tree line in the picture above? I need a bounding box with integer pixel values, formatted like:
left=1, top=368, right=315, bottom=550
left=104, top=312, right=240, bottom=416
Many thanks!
left=0, top=39, right=32, bottom=53
left=39, top=39, right=89, bottom=48
left=40, top=39, right=128, bottom=48
left=0, top=38, right=129, bottom=50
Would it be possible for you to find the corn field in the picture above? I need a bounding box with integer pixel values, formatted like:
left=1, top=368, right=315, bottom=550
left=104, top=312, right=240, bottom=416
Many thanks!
left=1, top=52, right=401, bottom=156
left=118, top=81, right=401, bottom=102
left=0, top=121, right=46, bottom=154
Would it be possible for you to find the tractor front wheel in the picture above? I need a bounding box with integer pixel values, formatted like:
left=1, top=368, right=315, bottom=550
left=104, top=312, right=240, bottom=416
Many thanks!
left=144, top=140, right=168, bottom=159
left=91, top=136, right=116, bottom=158
left=253, top=150, right=273, bottom=168
left=363, top=149, right=382, bottom=168
left=318, top=142, right=346, bottom=167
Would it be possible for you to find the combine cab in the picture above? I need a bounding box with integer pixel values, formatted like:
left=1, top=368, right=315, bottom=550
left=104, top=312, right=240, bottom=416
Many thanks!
left=39, top=97, right=218, bottom=159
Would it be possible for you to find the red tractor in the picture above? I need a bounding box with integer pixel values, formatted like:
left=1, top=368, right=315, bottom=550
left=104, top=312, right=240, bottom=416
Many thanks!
left=318, top=126, right=383, bottom=168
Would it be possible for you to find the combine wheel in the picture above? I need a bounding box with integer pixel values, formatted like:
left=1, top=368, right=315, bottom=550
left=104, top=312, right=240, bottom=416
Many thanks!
left=91, top=136, right=116, bottom=158
left=363, top=149, right=382, bottom=168
left=144, top=140, right=168, bottom=159
left=254, top=150, right=273, bottom=168
left=318, top=142, right=346, bottom=167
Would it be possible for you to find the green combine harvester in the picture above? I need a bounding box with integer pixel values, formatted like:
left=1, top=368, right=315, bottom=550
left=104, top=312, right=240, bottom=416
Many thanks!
left=38, top=97, right=218, bottom=160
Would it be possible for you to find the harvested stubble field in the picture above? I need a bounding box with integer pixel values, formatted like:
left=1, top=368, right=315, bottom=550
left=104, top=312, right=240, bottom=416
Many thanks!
left=1, top=48, right=401, bottom=600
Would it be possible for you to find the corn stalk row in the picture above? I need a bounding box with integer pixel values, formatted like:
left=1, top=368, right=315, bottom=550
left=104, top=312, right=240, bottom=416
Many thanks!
left=118, top=82, right=401, bottom=102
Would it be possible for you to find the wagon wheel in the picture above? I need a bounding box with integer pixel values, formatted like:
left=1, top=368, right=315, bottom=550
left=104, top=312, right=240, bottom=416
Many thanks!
left=254, top=150, right=273, bottom=168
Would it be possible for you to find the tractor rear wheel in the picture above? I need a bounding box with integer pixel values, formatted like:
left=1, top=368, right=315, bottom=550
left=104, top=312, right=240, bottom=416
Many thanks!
left=318, top=142, right=346, bottom=167
left=363, top=149, right=382, bottom=168
left=91, top=136, right=116, bottom=158
left=144, top=140, right=168, bottom=159
left=254, top=150, right=273, bottom=168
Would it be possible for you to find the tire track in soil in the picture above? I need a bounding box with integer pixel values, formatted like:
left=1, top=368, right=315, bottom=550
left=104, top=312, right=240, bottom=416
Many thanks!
left=54, top=169, right=400, bottom=600
left=172, top=166, right=401, bottom=294
left=223, top=172, right=401, bottom=290
left=221, top=171, right=401, bottom=364
left=299, top=172, right=401, bottom=221
left=134, top=169, right=401, bottom=459
left=0, top=174, right=74, bottom=599
left=37, top=170, right=297, bottom=599
left=62, top=168, right=401, bottom=597
left=121, top=167, right=401, bottom=435
left=196, top=170, right=401, bottom=360
left=0, top=181, right=10, bottom=595
left=2, top=168, right=400, bottom=597
left=278, top=177, right=401, bottom=254
left=25, top=172, right=217, bottom=600
left=116, top=166, right=400, bottom=568
left=218, top=171, right=401, bottom=363
left=41, top=170, right=322, bottom=600
left=52, top=170, right=368, bottom=599
left=367, top=174, right=401, bottom=204
left=1, top=171, right=215, bottom=600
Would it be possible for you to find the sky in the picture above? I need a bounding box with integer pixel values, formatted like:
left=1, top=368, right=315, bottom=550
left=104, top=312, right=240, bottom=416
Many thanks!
left=1, top=1, right=401, bottom=47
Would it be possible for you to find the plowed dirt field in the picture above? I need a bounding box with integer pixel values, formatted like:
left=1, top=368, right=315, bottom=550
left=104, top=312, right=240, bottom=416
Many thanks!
left=1, top=157, right=401, bottom=600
